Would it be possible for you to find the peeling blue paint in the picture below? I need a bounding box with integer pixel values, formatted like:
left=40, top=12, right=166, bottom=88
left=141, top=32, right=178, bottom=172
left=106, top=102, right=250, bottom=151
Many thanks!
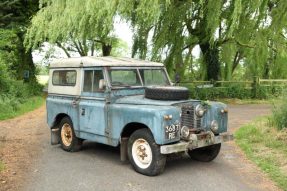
left=47, top=67, right=228, bottom=148
left=47, top=90, right=227, bottom=146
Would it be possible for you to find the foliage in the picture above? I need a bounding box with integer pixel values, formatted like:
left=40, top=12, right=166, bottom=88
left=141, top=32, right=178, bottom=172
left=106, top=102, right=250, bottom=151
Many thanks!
left=36, top=65, right=49, bottom=75
left=235, top=118, right=287, bottom=190
left=0, top=35, right=43, bottom=120
left=24, top=0, right=287, bottom=81
left=0, top=0, right=38, bottom=28
left=110, top=39, right=129, bottom=57
left=120, top=0, right=287, bottom=81
left=186, top=84, right=252, bottom=100
left=0, top=96, right=44, bottom=121
left=25, top=0, right=119, bottom=57
left=0, top=29, right=21, bottom=83
left=184, top=83, right=285, bottom=100
left=271, top=94, right=287, bottom=130
left=0, top=0, right=39, bottom=82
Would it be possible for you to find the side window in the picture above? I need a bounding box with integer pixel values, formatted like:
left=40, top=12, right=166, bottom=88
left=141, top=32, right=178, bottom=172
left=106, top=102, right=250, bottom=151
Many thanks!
left=83, top=70, right=104, bottom=92
left=52, top=70, right=76, bottom=86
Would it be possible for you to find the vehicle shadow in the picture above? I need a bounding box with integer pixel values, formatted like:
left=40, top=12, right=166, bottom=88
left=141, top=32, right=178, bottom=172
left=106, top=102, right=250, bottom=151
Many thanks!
left=80, top=141, right=122, bottom=163
left=79, top=140, right=218, bottom=173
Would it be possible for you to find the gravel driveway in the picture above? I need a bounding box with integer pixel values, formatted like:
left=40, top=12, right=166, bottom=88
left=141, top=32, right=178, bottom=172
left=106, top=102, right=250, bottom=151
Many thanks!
left=0, top=104, right=281, bottom=191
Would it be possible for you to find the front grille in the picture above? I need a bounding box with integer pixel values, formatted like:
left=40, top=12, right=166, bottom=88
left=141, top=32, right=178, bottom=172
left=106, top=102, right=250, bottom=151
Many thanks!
left=181, top=104, right=201, bottom=129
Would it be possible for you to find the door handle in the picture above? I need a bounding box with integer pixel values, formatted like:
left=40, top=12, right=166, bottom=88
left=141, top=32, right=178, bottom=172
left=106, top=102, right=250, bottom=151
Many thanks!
left=81, top=108, right=85, bottom=116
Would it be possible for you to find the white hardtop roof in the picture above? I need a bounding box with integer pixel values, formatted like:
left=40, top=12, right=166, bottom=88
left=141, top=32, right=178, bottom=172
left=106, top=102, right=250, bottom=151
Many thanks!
left=50, top=56, right=164, bottom=68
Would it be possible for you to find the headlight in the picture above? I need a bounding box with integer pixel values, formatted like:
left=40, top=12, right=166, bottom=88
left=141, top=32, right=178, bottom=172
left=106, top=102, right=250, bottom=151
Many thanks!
left=180, top=126, right=190, bottom=139
left=195, top=104, right=205, bottom=117
left=211, top=120, right=219, bottom=133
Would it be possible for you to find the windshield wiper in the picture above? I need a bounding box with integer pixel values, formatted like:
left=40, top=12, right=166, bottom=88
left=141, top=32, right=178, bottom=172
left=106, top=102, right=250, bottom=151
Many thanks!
left=111, top=82, right=131, bottom=87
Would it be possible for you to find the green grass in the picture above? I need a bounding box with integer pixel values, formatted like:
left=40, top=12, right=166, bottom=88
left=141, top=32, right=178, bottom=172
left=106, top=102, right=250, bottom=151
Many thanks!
left=235, top=118, right=287, bottom=190
left=0, top=96, right=45, bottom=121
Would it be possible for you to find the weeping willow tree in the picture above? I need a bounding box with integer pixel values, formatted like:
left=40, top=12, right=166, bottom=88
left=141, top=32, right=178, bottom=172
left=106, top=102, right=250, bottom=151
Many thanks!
left=120, top=0, right=287, bottom=80
left=25, top=0, right=118, bottom=57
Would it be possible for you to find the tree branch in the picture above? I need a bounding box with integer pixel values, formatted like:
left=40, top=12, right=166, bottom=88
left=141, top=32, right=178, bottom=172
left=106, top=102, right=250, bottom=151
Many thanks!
left=71, top=40, right=84, bottom=56
left=94, top=39, right=105, bottom=44
left=218, top=38, right=255, bottom=48
left=82, top=39, right=88, bottom=55
left=77, top=40, right=86, bottom=56
left=232, top=51, right=243, bottom=73
left=56, top=41, right=71, bottom=58
left=91, top=40, right=95, bottom=56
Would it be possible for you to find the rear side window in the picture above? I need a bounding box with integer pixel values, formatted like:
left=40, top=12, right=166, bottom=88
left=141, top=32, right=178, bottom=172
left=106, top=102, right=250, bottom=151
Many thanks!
left=52, top=70, right=77, bottom=86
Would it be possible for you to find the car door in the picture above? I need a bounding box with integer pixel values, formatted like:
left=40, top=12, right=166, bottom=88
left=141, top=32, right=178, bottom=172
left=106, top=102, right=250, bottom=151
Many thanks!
left=79, top=68, right=107, bottom=137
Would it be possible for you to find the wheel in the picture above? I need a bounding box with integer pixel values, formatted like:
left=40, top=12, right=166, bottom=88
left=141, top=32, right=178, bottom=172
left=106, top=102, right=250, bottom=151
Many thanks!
left=145, top=86, right=189, bottom=100
left=188, top=143, right=221, bottom=162
left=59, top=117, right=82, bottom=152
left=128, top=129, right=166, bottom=176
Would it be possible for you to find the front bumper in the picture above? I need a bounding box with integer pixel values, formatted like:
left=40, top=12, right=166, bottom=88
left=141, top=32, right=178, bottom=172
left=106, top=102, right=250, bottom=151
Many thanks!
left=160, top=132, right=233, bottom=154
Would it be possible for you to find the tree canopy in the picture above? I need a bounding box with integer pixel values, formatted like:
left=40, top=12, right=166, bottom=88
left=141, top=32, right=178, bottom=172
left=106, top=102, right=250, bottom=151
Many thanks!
left=25, top=0, right=287, bottom=80
left=25, top=0, right=119, bottom=57
left=120, top=0, right=287, bottom=80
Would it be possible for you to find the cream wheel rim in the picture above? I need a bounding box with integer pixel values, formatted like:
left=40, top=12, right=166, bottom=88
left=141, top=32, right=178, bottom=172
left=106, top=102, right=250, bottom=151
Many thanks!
left=132, top=138, right=152, bottom=169
left=61, top=123, right=73, bottom=147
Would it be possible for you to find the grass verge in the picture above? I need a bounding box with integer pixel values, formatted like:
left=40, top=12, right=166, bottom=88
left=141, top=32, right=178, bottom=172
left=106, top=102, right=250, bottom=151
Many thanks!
left=235, top=118, right=287, bottom=190
left=0, top=96, right=44, bottom=121
left=215, top=98, right=273, bottom=105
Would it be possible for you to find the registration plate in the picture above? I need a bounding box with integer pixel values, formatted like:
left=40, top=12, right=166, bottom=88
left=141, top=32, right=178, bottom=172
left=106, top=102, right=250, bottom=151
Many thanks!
left=165, top=124, right=180, bottom=140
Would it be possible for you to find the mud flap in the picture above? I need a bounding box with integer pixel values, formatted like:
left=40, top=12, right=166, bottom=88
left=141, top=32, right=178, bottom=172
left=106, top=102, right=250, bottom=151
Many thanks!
left=51, top=128, right=60, bottom=145
left=120, top=137, right=129, bottom=162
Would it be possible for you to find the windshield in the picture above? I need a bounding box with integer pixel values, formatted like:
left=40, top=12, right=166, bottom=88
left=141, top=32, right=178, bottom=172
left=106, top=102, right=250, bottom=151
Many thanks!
left=139, top=69, right=169, bottom=86
left=109, top=69, right=142, bottom=87
left=108, top=68, right=170, bottom=88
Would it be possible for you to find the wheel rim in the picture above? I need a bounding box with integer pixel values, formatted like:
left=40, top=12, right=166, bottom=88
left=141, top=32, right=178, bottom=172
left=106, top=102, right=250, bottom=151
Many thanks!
left=132, top=138, right=152, bottom=169
left=61, top=123, right=73, bottom=147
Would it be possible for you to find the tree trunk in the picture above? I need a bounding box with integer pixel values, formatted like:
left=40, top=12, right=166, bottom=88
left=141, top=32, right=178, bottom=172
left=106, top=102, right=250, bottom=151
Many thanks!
left=199, top=42, right=220, bottom=81
left=102, top=43, right=112, bottom=56
left=263, top=61, right=270, bottom=79
left=18, top=32, right=37, bottom=83
left=19, top=48, right=37, bottom=83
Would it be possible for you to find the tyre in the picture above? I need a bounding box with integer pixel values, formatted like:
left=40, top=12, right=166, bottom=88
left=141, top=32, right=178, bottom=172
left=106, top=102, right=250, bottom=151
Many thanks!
left=187, top=143, right=221, bottom=162
left=128, top=129, right=166, bottom=176
left=145, top=86, right=189, bottom=100
left=59, top=117, right=82, bottom=152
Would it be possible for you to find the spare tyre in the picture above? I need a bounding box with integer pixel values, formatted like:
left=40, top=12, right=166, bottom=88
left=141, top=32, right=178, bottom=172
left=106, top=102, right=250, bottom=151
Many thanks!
left=145, top=86, right=189, bottom=100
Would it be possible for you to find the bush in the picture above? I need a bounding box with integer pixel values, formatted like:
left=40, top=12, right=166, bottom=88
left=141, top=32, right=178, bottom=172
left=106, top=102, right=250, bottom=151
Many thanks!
left=186, top=84, right=252, bottom=100
left=271, top=95, right=287, bottom=130
left=184, top=83, right=285, bottom=100
left=256, top=85, right=285, bottom=99
left=0, top=80, right=43, bottom=116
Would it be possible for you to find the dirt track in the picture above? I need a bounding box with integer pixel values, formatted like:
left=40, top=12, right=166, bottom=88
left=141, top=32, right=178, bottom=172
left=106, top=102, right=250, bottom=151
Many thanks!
left=0, top=104, right=281, bottom=191
left=0, top=106, right=47, bottom=191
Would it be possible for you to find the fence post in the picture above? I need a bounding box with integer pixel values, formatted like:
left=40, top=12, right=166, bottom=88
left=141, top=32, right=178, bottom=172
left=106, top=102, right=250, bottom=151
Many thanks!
left=252, top=76, right=260, bottom=98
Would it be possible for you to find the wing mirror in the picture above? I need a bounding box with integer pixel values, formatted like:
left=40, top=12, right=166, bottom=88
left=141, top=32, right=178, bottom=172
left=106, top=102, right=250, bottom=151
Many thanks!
left=99, top=79, right=106, bottom=90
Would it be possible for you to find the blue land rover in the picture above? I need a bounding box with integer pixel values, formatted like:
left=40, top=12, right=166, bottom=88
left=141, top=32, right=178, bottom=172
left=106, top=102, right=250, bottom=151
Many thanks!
left=47, top=56, right=232, bottom=176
